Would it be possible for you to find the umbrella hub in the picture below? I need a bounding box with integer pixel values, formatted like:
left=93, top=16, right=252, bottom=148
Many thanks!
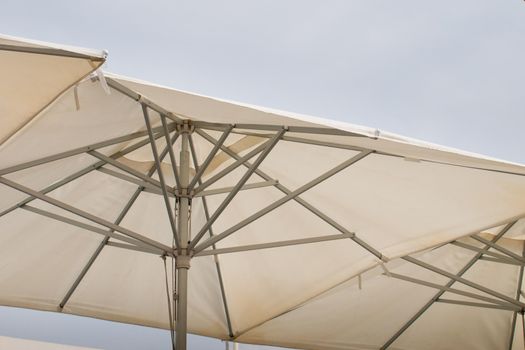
left=175, top=254, right=191, bottom=269
left=176, top=120, right=195, bottom=134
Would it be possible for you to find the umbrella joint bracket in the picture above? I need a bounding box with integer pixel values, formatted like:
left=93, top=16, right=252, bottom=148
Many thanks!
left=176, top=120, right=195, bottom=134
left=176, top=189, right=192, bottom=199
left=176, top=254, right=191, bottom=269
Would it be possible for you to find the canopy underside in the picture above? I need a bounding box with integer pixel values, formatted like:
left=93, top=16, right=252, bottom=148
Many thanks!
left=1, top=38, right=525, bottom=350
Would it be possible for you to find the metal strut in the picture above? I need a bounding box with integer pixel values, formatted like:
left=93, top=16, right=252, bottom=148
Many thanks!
left=175, top=122, right=192, bottom=350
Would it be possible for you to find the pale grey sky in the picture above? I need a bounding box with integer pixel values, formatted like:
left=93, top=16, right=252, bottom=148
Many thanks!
left=1, top=1, right=524, bottom=349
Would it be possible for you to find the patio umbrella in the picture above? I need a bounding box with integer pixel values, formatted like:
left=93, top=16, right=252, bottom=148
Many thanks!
left=1, top=35, right=525, bottom=350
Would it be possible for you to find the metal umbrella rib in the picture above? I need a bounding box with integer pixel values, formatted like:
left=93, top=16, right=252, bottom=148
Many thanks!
left=188, top=133, right=235, bottom=339
left=57, top=130, right=182, bottom=310
left=380, top=221, right=518, bottom=349
left=194, top=128, right=383, bottom=259
left=0, top=177, right=172, bottom=253
left=142, top=104, right=180, bottom=248
left=194, top=149, right=372, bottom=254
left=189, top=129, right=285, bottom=251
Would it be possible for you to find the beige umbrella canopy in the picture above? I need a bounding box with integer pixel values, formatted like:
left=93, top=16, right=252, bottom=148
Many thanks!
left=1, top=35, right=525, bottom=350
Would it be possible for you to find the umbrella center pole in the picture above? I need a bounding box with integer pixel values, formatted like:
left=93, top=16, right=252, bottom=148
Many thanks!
left=175, top=123, right=192, bottom=350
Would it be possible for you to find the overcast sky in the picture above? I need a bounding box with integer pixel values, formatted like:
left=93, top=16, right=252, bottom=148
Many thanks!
left=1, top=1, right=524, bottom=349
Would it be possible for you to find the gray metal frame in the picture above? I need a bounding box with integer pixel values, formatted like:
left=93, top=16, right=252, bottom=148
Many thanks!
left=194, top=233, right=353, bottom=257
left=143, top=104, right=180, bottom=248
left=1, top=78, right=523, bottom=350
left=189, top=129, right=285, bottom=251
left=188, top=134, right=235, bottom=339
left=380, top=222, right=519, bottom=349
left=192, top=149, right=372, bottom=253
left=0, top=43, right=106, bottom=61
left=508, top=241, right=525, bottom=350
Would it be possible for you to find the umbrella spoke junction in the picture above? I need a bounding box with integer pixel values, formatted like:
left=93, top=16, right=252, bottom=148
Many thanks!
left=3, top=39, right=525, bottom=350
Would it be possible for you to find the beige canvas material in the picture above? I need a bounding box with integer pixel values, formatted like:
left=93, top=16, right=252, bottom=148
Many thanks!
left=1, top=35, right=525, bottom=350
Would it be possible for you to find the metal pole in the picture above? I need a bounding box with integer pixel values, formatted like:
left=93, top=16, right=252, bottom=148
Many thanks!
left=176, top=123, right=192, bottom=350
left=508, top=241, right=525, bottom=350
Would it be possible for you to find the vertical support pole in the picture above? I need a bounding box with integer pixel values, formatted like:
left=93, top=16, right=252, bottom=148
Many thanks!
left=508, top=240, right=525, bottom=350
left=176, top=122, right=192, bottom=350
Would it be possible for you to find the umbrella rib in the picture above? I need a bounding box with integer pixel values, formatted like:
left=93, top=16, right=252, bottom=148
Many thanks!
left=507, top=241, right=525, bottom=350
left=0, top=124, right=174, bottom=176
left=193, top=149, right=373, bottom=254
left=193, top=140, right=270, bottom=195
left=0, top=43, right=106, bottom=61
left=56, top=132, right=179, bottom=309
left=232, top=224, right=519, bottom=342
left=379, top=221, right=518, bottom=350
left=479, top=256, right=522, bottom=266
left=0, top=176, right=172, bottom=252
left=193, top=129, right=383, bottom=259
left=189, top=129, right=285, bottom=251
left=450, top=241, right=524, bottom=265
left=105, top=240, right=165, bottom=255
left=194, top=120, right=368, bottom=138
left=436, top=298, right=519, bottom=312
left=188, top=133, right=235, bottom=338
left=21, top=204, right=160, bottom=251
left=0, top=132, right=165, bottom=219
left=402, top=256, right=525, bottom=308
left=88, top=150, right=163, bottom=189
left=232, top=259, right=516, bottom=341
left=470, top=235, right=525, bottom=262
left=142, top=104, right=180, bottom=248
left=193, top=180, right=278, bottom=198
left=388, top=272, right=519, bottom=309
left=56, top=188, right=145, bottom=309
left=160, top=115, right=182, bottom=191
left=96, top=167, right=173, bottom=196
left=193, top=233, right=354, bottom=257
left=188, top=125, right=233, bottom=192
left=105, top=77, right=183, bottom=124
